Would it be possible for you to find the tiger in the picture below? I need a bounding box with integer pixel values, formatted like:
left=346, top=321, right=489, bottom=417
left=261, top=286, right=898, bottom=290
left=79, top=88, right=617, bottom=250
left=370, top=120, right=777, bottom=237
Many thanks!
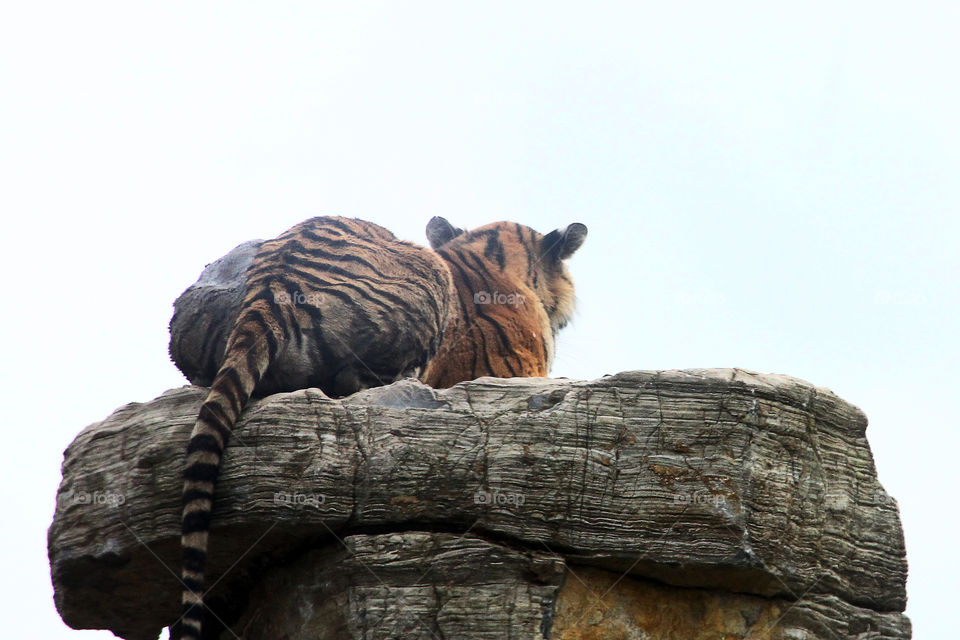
left=174, top=215, right=586, bottom=639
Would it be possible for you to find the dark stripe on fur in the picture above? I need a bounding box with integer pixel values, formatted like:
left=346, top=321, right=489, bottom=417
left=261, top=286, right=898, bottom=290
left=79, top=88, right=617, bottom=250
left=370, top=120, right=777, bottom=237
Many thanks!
left=252, top=242, right=445, bottom=332
left=182, top=509, right=212, bottom=535
left=197, top=403, right=233, bottom=443
left=213, top=368, right=244, bottom=417
left=515, top=223, right=537, bottom=277
left=282, top=246, right=441, bottom=304
left=323, top=216, right=382, bottom=239
left=436, top=248, right=481, bottom=377
left=454, top=249, right=520, bottom=377
left=182, top=546, right=207, bottom=573
left=444, top=252, right=497, bottom=377
left=186, top=434, right=223, bottom=456
left=183, top=462, right=221, bottom=484
left=235, top=309, right=280, bottom=361
left=483, top=231, right=506, bottom=270
left=244, top=289, right=291, bottom=344
left=181, top=579, right=205, bottom=599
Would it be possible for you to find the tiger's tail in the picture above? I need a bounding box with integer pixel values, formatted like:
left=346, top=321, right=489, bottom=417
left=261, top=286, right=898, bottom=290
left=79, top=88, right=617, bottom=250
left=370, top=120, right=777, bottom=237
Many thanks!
left=177, top=299, right=285, bottom=639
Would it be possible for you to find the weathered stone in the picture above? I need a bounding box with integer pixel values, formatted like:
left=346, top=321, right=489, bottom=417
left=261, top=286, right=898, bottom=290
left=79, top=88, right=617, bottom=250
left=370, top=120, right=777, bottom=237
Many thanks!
left=49, top=369, right=910, bottom=639
left=234, top=532, right=566, bottom=639
left=551, top=567, right=910, bottom=640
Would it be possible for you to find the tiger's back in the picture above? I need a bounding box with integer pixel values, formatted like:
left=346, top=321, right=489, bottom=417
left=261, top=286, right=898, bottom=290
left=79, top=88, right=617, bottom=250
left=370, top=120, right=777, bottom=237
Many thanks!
left=247, top=216, right=454, bottom=397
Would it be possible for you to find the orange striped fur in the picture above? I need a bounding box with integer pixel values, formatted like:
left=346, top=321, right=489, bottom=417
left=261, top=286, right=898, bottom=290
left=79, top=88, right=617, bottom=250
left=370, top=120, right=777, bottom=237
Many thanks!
left=174, top=215, right=584, bottom=639
left=423, top=218, right=586, bottom=388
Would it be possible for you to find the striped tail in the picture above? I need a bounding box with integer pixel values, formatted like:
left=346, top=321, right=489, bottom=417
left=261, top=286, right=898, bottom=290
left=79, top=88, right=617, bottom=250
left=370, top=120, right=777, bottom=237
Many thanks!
left=177, top=304, right=284, bottom=639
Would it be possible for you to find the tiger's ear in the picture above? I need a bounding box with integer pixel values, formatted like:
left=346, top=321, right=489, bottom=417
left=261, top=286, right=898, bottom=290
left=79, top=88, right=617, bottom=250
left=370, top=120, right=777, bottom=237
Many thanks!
left=426, top=217, right=465, bottom=249
left=541, top=223, right=587, bottom=261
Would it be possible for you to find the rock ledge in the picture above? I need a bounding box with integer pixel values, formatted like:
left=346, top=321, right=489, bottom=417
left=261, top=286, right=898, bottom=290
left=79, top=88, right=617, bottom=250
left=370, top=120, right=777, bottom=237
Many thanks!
left=49, top=369, right=910, bottom=639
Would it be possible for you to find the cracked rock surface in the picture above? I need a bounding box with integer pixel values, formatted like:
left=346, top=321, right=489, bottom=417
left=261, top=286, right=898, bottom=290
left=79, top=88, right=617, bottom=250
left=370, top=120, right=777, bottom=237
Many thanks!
left=49, top=370, right=910, bottom=639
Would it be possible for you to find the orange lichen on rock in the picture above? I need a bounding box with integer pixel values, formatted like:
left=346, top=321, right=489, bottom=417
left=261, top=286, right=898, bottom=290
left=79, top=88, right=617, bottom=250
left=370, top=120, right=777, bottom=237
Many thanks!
left=551, top=567, right=786, bottom=640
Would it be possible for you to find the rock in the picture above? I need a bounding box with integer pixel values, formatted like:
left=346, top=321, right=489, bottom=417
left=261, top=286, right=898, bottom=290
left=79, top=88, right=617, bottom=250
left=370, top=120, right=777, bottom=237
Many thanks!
left=48, top=369, right=910, bottom=639
left=234, top=532, right=566, bottom=639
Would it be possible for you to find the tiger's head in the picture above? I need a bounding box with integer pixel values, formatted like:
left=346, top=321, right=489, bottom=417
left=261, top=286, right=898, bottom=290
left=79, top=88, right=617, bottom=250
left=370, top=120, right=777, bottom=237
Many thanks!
left=426, top=216, right=587, bottom=337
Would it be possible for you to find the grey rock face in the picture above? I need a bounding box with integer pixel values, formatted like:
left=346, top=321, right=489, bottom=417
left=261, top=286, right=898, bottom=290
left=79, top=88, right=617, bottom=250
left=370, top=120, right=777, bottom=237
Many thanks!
left=49, top=370, right=910, bottom=639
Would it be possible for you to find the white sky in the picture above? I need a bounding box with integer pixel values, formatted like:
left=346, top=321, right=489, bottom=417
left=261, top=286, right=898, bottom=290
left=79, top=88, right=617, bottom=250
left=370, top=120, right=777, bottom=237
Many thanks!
left=2, top=2, right=956, bottom=637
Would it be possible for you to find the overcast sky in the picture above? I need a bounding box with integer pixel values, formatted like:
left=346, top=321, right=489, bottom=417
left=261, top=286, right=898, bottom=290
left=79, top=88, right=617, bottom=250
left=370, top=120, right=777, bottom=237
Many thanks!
left=2, top=2, right=956, bottom=638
